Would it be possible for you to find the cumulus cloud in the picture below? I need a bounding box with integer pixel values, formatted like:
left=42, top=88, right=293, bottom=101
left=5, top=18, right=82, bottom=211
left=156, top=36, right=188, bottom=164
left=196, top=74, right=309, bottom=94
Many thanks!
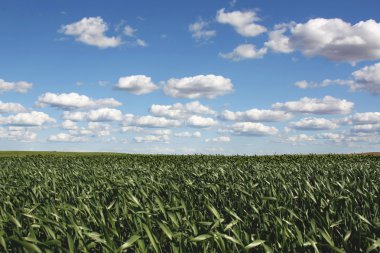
left=136, top=39, right=147, bottom=47
left=315, top=132, right=380, bottom=144
left=86, top=108, right=123, bottom=122
left=286, top=134, right=315, bottom=143
left=351, top=124, right=380, bottom=133
left=61, top=120, right=78, bottom=130
left=149, top=101, right=215, bottom=119
left=189, top=19, right=216, bottom=41
left=315, top=132, right=344, bottom=143
left=174, top=131, right=201, bottom=138
left=163, top=74, right=234, bottom=99
left=293, top=79, right=348, bottom=89
left=67, top=122, right=112, bottom=137
left=350, top=63, right=380, bottom=94
left=48, top=133, right=88, bottom=142
left=134, top=134, right=169, bottom=143
left=185, top=101, right=215, bottom=115
left=121, top=126, right=173, bottom=136
left=37, top=92, right=121, bottom=110
left=1, top=111, right=55, bottom=126
left=220, top=108, right=292, bottom=122
left=0, top=126, right=37, bottom=142
left=264, top=23, right=294, bottom=53
left=120, top=126, right=144, bottom=133
left=295, top=63, right=380, bottom=95
left=187, top=115, right=217, bottom=128
left=229, top=122, right=278, bottom=136
left=216, top=9, right=266, bottom=37
left=266, top=18, right=380, bottom=63
left=0, top=101, right=27, bottom=114
left=85, top=122, right=112, bottom=136
left=289, top=117, right=339, bottom=130
left=124, top=25, right=136, bottom=37
left=60, top=17, right=121, bottom=48
left=61, top=108, right=122, bottom=122
left=62, top=111, right=87, bottom=121
left=126, top=115, right=182, bottom=128
left=0, top=79, right=33, bottom=93
left=114, top=75, right=158, bottom=95
left=290, top=18, right=380, bottom=63
left=205, top=136, right=230, bottom=143
left=272, top=96, right=354, bottom=115
left=145, top=129, right=172, bottom=136
left=219, top=44, right=267, bottom=61
left=352, top=112, right=380, bottom=125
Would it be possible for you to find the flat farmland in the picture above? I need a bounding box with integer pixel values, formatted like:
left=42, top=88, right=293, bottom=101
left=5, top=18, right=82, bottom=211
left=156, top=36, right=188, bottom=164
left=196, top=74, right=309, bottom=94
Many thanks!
left=0, top=153, right=379, bottom=252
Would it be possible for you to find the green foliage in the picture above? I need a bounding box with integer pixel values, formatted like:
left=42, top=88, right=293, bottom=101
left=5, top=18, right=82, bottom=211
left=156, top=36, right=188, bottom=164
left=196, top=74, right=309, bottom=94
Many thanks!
left=0, top=154, right=379, bottom=252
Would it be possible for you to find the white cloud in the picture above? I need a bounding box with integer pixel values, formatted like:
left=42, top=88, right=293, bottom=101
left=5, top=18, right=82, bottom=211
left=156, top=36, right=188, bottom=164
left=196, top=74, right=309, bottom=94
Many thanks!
left=219, top=44, right=267, bottom=61
left=174, top=131, right=201, bottom=138
left=220, top=108, right=292, bottom=122
left=293, top=79, right=344, bottom=89
left=61, top=120, right=78, bottom=130
left=265, top=23, right=294, bottom=53
left=115, top=75, right=158, bottom=95
left=1, top=111, right=55, bottom=126
left=128, top=115, right=182, bottom=128
left=189, top=19, right=216, bottom=41
left=62, top=108, right=123, bottom=123
left=68, top=123, right=112, bottom=137
left=350, top=63, right=380, bottom=94
left=48, top=133, right=87, bottom=142
left=136, top=39, right=147, bottom=47
left=290, top=18, right=380, bottom=63
left=0, top=101, right=27, bottom=114
left=294, top=79, right=353, bottom=89
left=163, top=74, right=234, bottom=99
left=315, top=132, right=380, bottom=144
left=185, top=101, right=215, bottom=114
left=272, top=96, right=354, bottom=115
left=0, top=79, right=33, bottom=93
left=87, top=108, right=123, bottom=122
left=187, top=115, right=217, bottom=128
left=86, top=122, right=112, bottom=136
left=145, top=129, right=172, bottom=136
left=60, top=17, right=121, bottom=48
left=294, top=80, right=310, bottom=89
left=270, top=18, right=380, bottom=63
left=229, top=122, right=278, bottom=136
left=316, top=132, right=344, bottom=143
left=295, top=63, right=380, bottom=95
left=205, top=136, right=230, bottom=143
left=351, top=124, right=380, bottom=133
left=352, top=112, right=380, bottom=125
left=37, top=92, right=121, bottom=110
left=121, top=126, right=144, bottom=132
left=289, top=117, right=339, bottom=130
left=121, top=126, right=173, bottom=136
left=134, top=134, right=169, bottom=143
left=286, top=134, right=315, bottom=143
left=0, top=126, right=37, bottom=142
left=216, top=8, right=266, bottom=37
left=149, top=101, right=215, bottom=119
left=124, top=25, right=136, bottom=37
left=62, top=111, right=87, bottom=121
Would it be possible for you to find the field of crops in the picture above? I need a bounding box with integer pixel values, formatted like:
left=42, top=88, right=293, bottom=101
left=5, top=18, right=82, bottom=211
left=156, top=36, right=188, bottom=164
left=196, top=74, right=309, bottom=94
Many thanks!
left=0, top=153, right=379, bottom=252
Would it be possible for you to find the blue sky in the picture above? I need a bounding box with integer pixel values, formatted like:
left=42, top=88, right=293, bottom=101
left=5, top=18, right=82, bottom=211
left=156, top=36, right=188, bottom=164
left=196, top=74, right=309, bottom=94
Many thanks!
left=0, top=0, right=380, bottom=154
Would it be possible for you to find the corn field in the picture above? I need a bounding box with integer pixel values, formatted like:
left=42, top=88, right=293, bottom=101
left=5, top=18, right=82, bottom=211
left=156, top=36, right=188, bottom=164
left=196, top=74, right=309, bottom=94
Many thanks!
left=0, top=153, right=379, bottom=252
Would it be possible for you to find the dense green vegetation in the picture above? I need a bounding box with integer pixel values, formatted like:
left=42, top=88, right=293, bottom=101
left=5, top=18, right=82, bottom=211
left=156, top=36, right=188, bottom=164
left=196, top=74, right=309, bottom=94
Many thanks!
left=0, top=153, right=379, bottom=252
